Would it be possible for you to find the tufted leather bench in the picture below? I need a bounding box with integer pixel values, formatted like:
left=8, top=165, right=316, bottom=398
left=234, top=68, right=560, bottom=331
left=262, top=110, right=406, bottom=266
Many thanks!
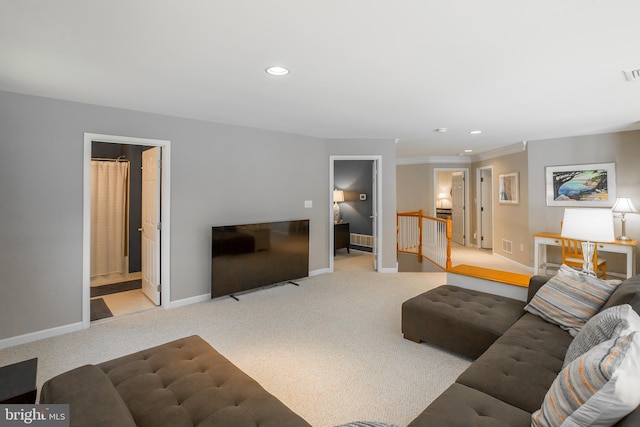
left=401, top=285, right=526, bottom=359
left=40, top=335, right=311, bottom=427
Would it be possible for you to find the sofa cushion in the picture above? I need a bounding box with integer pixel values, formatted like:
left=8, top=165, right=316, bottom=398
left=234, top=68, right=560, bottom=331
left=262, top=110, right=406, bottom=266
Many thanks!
left=40, top=364, right=136, bottom=427
left=524, top=264, right=620, bottom=336
left=532, top=331, right=640, bottom=427
left=564, top=304, right=640, bottom=367
left=98, top=335, right=310, bottom=427
left=602, top=274, right=640, bottom=314
left=407, top=383, right=531, bottom=427
left=456, top=313, right=573, bottom=413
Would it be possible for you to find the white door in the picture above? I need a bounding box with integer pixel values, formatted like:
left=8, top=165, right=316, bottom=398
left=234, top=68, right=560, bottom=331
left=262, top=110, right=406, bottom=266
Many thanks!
left=141, top=147, right=161, bottom=305
left=371, top=160, right=378, bottom=271
left=480, top=169, right=493, bottom=249
left=451, top=172, right=465, bottom=245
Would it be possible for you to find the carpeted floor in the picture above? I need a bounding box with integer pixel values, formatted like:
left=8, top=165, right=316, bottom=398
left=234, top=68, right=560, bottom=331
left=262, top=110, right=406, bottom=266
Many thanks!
left=0, top=253, right=470, bottom=427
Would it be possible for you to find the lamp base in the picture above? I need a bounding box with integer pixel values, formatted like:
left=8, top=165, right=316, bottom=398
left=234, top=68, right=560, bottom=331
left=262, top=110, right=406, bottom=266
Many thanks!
left=617, top=235, right=632, bottom=241
left=581, top=241, right=597, bottom=277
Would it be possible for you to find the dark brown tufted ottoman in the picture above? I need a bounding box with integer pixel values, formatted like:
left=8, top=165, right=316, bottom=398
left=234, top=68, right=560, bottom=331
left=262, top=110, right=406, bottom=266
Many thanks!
left=41, top=335, right=311, bottom=427
left=402, top=285, right=526, bottom=359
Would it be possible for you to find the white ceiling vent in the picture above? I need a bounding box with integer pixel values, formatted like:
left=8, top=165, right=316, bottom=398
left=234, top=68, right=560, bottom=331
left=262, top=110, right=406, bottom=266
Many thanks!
left=623, top=69, right=640, bottom=82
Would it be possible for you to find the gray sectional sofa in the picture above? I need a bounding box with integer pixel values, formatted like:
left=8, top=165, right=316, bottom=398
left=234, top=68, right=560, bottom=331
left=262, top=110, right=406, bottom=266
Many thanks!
left=404, top=274, right=640, bottom=426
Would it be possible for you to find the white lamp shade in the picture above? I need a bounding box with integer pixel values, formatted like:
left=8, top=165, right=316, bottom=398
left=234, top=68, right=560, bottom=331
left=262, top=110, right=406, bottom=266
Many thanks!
left=333, top=190, right=344, bottom=203
left=561, top=208, right=615, bottom=242
left=612, top=197, right=639, bottom=214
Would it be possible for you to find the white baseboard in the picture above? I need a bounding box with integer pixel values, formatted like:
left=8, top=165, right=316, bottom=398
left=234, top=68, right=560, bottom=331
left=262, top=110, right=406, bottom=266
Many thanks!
left=310, top=268, right=330, bottom=276
left=379, top=265, right=399, bottom=273
left=492, top=253, right=534, bottom=273
left=0, top=322, right=84, bottom=350
left=169, top=293, right=211, bottom=309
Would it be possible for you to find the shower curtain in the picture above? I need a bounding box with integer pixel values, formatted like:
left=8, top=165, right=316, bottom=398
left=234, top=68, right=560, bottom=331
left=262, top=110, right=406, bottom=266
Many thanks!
left=90, top=160, right=130, bottom=278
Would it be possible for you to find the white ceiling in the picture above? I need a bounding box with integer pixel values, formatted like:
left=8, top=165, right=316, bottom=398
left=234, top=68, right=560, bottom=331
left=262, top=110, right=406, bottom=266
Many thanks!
left=2, top=1, right=639, bottom=160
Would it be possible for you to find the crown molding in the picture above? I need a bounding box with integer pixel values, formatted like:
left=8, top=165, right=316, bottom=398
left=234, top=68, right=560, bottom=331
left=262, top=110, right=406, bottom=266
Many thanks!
left=469, top=141, right=527, bottom=162
left=396, top=155, right=471, bottom=166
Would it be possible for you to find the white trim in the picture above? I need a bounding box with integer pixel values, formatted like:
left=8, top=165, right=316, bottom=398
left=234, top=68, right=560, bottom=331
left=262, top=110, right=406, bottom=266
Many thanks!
left=379, top=265, right=399, bottom=273
left=83, top=133, right=171, bottom=330
left=169, top=293, right=210, bottom=309
left=470, top=142, right=526, bottom=162
left=492, top=253, right=534, bottom=273
left=329, top=155, right=383, bottom=273
left=0, top=322, right=83, bottom=350
left=397, top=155, right=471, bottom=165
left=476, top=166, right=494, bottom=249
left=310, top=268, right=331, bottom=276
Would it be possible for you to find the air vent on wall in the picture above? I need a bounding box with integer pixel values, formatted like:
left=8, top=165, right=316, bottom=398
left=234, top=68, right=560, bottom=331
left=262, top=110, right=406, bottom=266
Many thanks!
left=502, top=239, right=513, bottom=254
left=623, top=69, right=640, bottom=82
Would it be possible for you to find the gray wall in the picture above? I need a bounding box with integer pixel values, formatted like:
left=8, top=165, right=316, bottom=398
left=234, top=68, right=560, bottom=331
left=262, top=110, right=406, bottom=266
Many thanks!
left=0, top=91, right=397, bottom=342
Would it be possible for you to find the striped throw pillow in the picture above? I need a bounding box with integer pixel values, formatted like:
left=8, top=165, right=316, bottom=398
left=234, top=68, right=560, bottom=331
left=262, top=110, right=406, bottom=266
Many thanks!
left=524, top=264, right=620, bottom=336
left=564, top=304, right=640, bottom=367
left=532, top=331, right=640, bottom=427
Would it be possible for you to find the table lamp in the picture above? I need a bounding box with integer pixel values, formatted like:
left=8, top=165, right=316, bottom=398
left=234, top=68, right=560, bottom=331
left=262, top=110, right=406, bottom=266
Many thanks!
left=333, top=189, right=344, bottom=223
left=560, top=208, right=614, bottom=276
left=612, top=197, right=638, bottom=241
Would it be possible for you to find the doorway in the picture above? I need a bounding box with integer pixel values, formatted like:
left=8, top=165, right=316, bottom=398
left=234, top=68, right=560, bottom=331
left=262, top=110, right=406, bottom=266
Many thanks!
left=82, top=133, right=171, bottom=328
left=329, top=156, right=382, bottom=272
left=433, top=168, right=470, bottom=246
left=477, top=167, right=494, bottom=250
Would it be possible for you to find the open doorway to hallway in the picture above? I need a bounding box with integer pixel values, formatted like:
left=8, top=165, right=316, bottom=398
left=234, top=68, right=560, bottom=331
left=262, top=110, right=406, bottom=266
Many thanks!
left=330, top=156, right=382, bottom=273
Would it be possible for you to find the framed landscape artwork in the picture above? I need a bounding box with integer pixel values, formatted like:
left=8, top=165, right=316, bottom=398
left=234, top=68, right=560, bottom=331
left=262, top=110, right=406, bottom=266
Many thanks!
left=499, top=172, right=519, bottom=204
left=545, top=162, right=616, bottom=207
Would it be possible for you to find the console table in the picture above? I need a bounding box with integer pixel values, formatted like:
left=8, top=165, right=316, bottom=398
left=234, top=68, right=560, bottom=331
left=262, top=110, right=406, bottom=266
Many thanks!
left=533, top=232, right=637, bottom=279
left=334, top=222, right=350, bottom=255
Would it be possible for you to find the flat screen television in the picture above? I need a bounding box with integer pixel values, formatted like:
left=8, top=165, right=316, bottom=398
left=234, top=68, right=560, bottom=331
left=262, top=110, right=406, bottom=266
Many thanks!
left=211, top=219, right=310, bottom=299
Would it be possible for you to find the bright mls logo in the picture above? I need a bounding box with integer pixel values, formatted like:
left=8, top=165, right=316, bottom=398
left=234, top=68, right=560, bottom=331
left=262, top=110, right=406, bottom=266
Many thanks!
left=0, top=405, right=69, bottom=426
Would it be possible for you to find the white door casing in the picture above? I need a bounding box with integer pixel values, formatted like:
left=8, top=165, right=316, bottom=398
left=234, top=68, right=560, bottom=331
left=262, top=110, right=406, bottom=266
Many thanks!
left=141, top=147, right=161, bottom=305
left=480, top=168, right=493, bottom=249
left=371, top=160, right=378, bottom=271
left=83, top=133, right=170, bottom=329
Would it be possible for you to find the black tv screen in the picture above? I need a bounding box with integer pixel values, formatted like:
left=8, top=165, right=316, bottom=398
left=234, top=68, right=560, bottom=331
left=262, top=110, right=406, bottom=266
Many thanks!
left=211, top=219, right=309, bottom=298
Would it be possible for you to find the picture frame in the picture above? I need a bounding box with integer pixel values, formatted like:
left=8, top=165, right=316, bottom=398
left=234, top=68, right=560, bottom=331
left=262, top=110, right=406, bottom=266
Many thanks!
left=499, top=172, right=519, bottom=204
left=545, top=162, right=616, bottom=207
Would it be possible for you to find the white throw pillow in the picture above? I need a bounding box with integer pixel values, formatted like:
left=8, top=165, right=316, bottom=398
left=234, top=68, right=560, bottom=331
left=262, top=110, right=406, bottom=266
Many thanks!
left=564, top=304, right=640, bottom=367
left=532, top=331, right=640, bottom=427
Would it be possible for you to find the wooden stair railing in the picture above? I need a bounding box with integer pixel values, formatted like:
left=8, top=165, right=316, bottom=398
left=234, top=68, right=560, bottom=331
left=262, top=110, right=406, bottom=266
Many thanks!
left=397, top=210, right=452, bottom=270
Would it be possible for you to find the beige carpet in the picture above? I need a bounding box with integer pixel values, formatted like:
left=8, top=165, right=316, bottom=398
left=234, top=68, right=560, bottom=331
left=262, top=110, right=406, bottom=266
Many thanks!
left=0, top=253, right=471, bottom=427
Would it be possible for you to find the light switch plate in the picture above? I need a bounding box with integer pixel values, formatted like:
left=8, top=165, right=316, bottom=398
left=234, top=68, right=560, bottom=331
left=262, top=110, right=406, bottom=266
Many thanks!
left=304, top=200, right=312, bottom=208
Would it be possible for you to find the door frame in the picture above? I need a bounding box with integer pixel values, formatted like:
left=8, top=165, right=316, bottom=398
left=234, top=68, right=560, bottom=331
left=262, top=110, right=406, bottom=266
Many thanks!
left=433, top=167, right=470, bottom=246
left=329, top=155, right=382, bottom=273
left=82, top=133, right=171, bottom=328
left=476, top=166, right=494, bottom=250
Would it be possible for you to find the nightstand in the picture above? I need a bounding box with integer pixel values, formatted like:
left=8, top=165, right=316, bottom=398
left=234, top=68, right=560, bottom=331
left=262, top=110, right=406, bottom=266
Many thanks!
left=334, top=222, right=350, bottom=255
left=0, top=358, right=38, bottom=404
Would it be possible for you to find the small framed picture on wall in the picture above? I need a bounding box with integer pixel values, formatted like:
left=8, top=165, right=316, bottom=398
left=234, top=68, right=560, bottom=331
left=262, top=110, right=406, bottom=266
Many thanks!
left=499, top=172, right=519, bottom=204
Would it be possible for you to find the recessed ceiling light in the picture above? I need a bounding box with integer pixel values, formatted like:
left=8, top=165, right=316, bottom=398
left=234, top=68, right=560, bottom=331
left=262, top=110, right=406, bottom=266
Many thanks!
left=265, top=66, right=289, bottom=76
left=469, top=130, right=482, bottom=134
left=434, top=128, right=448, bottom=133
left=464, top=149, right=473, bottom=153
